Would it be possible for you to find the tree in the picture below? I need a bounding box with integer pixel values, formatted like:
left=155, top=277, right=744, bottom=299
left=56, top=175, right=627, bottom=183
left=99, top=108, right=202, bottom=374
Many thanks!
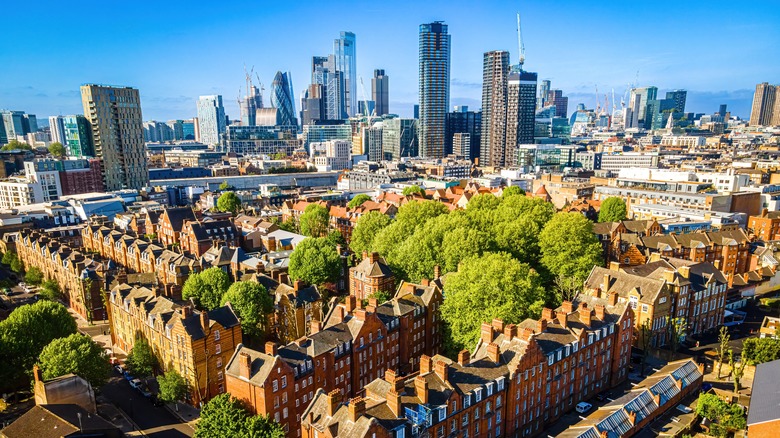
left=372, top=201, right=448, bottom=262
left=716, top=326, right=730, bottom=379
left=219, top=180, right=232, bottom=191
left=278, top=217, right=298, bottom=233
left=125, top=336, right=157, bottom=378
left=347, top=194, right=371, bottom=209
left=598, top=197, right=628, bottom=223
left=39, top=279, right=62, bottom=301
left=182, top=267, right=231, bottom=310
left=729, top=349, right=748, bottom=393
left=299, top=204, right=329, bottom=238
left=47, top=142, right=66, bottom=158
left=666, top=316, right=687, bottom=355
left=221, top=282, right=273, bottom=339
left=38, top=333, right=111, bottom=388
left=325, top=230, right=347, bottom=248
left=350, top=211, right=392, bottom=257
left=501, top=186, right=525, bottom=198
left=553, top=274, right=581, bottom=305
left=368, top=290, right=392, bottom=304
left=695, top=393, right=746, bottom=437
left=288, top=237, right=341, bottom=286
left=195, top=393, right=284, bottom=438
left=742, top=337, right=780, bottom=365
left=539, top=212, right=603, bottom=283
left=10, top=256, right=23, bottom=274
left=1, top=251, right=15, bottom=265
left=0, top=300, right=77, bottom=390
left=157, top=370, right=188, bottom=409
left=25, top=266, right=43, bottom=285
left=0, top=139, right=32, bottom=151
left=440, top=253, right=546, bottom=353
left=217, top=191, right=242, bottom=214
left=272, top=152, right=287, bottom=160
left=402, top=185, right=424, bottom=197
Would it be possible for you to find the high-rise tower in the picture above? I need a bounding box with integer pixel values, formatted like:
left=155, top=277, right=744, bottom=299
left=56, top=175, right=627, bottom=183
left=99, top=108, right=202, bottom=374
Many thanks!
left=480, top=50, right=510, bottom=167
left=333, top=31, right=357, bottom=117
left=272, top=71, right=298, bottom=128
left=80, top=84, right=148, bottom=190
left=372, top=69, right=389, bottom=116
left=49, top=115, right=66, bottom=144
left=418, top=21, right=451, bottom=158
left=196, top=95, right=226, bottom=146
left=504, top=13, right=537, bottom=167
left=750, top=82, right=778, bottom=126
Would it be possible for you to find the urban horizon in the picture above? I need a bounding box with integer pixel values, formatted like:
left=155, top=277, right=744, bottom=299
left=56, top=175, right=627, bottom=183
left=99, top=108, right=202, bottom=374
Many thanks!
left=2, top=0, right=778, bottom=122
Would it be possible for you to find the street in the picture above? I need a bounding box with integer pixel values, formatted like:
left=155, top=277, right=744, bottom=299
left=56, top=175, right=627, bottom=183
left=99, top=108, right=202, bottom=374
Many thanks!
left=101, top=375, right=194, bottom=437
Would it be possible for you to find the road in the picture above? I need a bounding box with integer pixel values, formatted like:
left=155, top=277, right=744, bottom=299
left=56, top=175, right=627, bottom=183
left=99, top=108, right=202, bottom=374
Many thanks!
left=101, top=375, right=194, bottom=438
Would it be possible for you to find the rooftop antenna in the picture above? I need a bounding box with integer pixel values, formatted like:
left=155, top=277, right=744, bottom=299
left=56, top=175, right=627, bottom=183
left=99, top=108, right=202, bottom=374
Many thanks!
left=516, top=12, right=525, bottom=67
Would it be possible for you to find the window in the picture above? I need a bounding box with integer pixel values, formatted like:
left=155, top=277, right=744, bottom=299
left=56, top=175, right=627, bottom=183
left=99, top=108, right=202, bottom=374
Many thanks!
left=215, top=344, right=221, bottom=354
left=281, top=376, right=287, bottom=388
left=217, top=371, right=223, bottom=380
left=273, top=379, right=279, bottom=392
left=216, top=357, right=222, bottom=368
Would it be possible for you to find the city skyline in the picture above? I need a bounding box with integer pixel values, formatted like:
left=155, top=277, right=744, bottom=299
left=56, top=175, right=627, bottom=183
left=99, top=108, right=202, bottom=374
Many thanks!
left=1, top=0, right=778, bottom=122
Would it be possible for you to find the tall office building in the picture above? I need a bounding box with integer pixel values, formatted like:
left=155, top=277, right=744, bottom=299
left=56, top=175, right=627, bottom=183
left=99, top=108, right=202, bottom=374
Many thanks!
left=537, top=79, right=551, bottom=110
left=301, top=83, right=326, bottom=126
left=307, top=56, right=346, bottom=122
left=62, top=115, right=94, bottom=158
left=750, top=82, right=778, bottom=126
left=49, top=116, right=66, bottom=144
left=665, top=90, right=687, bottom=114
left=372, top=69, right=389, bottom=116
left=480, top=50, right=510, bottom=167
left=196, top=95, right=226, bottom=146
left=80, top=84, right=148, bottom=191
left=1, top=110, right=37, bottom=144
left=362, top=122, right=384, bottom=162
left=418, top=21, right=451, bottom=158
left=547, top=90, right=568, bottom=118
left=382, top=118, right=418, bottom=160
left=271, top=71, right=298, bottom=128
left=505, top=70, right=537, bottom=166
left=333, top=31, right=357, bottom=117
left=627, top=86, right=658, bottom=129
left=240, top=85, right=263, bottom=126
left=446, top=106, right=481, bottom=162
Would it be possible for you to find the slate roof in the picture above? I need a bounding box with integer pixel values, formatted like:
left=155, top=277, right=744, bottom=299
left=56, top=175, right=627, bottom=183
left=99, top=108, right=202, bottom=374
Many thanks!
left=0, top=404, right=120, bottom=438
left=353, top=255, right=394, bottom=278
left=224, top=344, right=280, bottom=385
left=585, top=266, right=667, bottom=304
left=747, top=358, right=780, bottom=426
left=162, top=206, right=197, bottom=230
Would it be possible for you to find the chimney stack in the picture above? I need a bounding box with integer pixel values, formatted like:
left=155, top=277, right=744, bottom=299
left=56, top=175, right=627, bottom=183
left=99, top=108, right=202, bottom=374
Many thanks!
left=362, top=250, right=368, bottom=260
left=200, top=311, right=209, bottom=333
left=433, top=264, right=441, bottom=279
left=603, top=274, right=611, bottom=294
left=348, top=397, right=366, bottom=422
left=239, top=352, right=252, bottom=379
left=332, top=305, right=345, bottom=323
left=542, top=308, right=554, bottom=321
left=537, top=319, right=547, bottom=334
left=420, top=355, right=433, bottom=374
left=678, top=266, right=690, bottom=279
left=521, top=327, right=534, bottom=341
left=457, top=350, right=470, bottom=366
left=579, top=302, right=592, bottom=327
left=346, top=296, right=357, bottom=313
left=557, top=311, right=568, bottom=329
left=33, top=364, right=43, bottom=384
left=294, top=279, right=304, bottom=293
left=434, top=360, right=449, bottom=382
left=326, top=389, right=341, bottom=416
left=609, top=261, right=621, bottom=271
left=310, top=320, right=323, bottom=334
left=387, top=390, right=402, bottom=417
left=368, top=252, right=379, bottom=264
left=561, top=301, right=573, bottom=314
left=414, top=376, right=428, bottom=404
left=609, top=291, right=619, bottom=306
left=368, top=298, right=378, bottom=308
left=595, top=304, right=606, bottom=320
left=180, top=306, right=192, bottom=318
left=503, top=323, right=517, bottom=339
left=480, top=322, right=494, bottom=343
left=487, top=343, right=500, bottom=363
left=354, top=308, right=367, bottom=321
left=264, top=341, right=278, bottom=356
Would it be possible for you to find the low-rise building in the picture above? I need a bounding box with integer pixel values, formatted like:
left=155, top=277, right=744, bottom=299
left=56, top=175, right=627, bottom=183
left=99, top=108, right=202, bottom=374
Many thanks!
left=746, top=358, right=780, bottom=438
left=349, top=252, right=395, bottom=300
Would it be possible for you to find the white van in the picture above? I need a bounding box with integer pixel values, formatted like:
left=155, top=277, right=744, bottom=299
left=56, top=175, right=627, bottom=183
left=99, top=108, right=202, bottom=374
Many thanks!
left=575, top=402, right=593, bottom=414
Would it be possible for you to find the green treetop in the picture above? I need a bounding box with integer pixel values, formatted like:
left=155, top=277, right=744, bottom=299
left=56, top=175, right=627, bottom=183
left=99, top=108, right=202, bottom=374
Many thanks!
left=38, top=333, right=111, bottom=388
left=598, top=197, right=628, bottom=222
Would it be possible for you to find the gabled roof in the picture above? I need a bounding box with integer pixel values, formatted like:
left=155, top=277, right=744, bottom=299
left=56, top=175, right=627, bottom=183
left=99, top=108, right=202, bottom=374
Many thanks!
left=0, top=404, right=120, bottom=438
left=161, top=207, right=197, bottom=230
left=224, top=344, right=284, bottom=386
left=585, top=266, right=666, bottom=304
left=747, top=358, right=780, bottom=426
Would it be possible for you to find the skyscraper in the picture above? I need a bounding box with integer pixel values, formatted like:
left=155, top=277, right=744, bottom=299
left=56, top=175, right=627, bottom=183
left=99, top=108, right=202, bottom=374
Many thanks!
left=1, top=110, right=37, bottom=143
left=418, top=21, right=450, bottom=158
left=382, top=118, right=418, bottom=160
left=446, top=106, right=481, bottom=162
left=505, top=70, right=537, bottom=166
left=480, top=50, right=510, bottom=167
left=372, top=69, right=389, bottom=116
left=272, top=71, right=298, bottom=128
left=547, top=90, right=568, bottom=118
left=307, top=57, right=345, bottom=122
left=196, top=95, right=227, bottom=146
left=80, top=84, right=148, bottom=191
left=333, top=31, right=357, bottom=117
left=49, top=116, right=66, bottom=144
left=750, top=82, right=777, bottom=126
left=240, top=85, right=263, bottom=126
left=537, top=79, right=551, bottom=110
left=63, top=115, right=94, bottom=158
left=627, top=86, right=658, bottom=129
left=665, top=90, right=687, bottom=114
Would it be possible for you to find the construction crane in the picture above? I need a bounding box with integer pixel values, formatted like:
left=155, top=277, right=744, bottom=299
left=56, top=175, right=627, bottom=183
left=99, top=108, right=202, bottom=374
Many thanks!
left=358, top=75, right=374, bottom=119
left=255, top=73, right=265, bottom=109
left=516, top=12, right=525, bottom=67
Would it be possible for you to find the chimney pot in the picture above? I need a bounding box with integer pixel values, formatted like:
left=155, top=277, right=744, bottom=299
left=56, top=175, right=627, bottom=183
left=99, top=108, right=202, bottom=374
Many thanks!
left=457, top=349, right=470, bottom=366
left=326, top=389, right=341, bottom=416
left=264, top=341, right=278, bottom=356
left=239, top=352, right=252, bottom=379
left=487, top=343, right=500, bottom=363
left=348, top=397, right=366, bottom=422
left=420, top=355, right=433, bottom=374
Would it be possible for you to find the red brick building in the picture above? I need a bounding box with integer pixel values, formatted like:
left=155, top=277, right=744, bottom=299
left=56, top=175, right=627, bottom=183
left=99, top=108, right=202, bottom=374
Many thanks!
left=180, top=219, right=239, bottom=258
left=349, top=252, right=395, bottom=300
left=157, top=207, right=197, bottom=247
left=59, top=158, right=105, bottom=195
left=749, top=210, right=780, bottom=242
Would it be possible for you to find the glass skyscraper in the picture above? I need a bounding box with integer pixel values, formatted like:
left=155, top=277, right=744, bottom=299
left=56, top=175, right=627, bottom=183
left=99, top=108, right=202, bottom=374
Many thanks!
left=272, top=71, right=298, bottom=128
left=333, top=31, right=357, bottom=117
left=63, top=115, right=95, bottom=157
left=196, top=95, right=226, bottom=146
left=372, top=69, right=389, bottom=116
left=418, top=21, right=450, bottom=159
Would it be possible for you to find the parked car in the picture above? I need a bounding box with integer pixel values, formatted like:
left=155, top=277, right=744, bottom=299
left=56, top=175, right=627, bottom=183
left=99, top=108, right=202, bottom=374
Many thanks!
left=575, top=402, right=593, bottom=414
left=129, top=378, right=142, bottom=390
left=136, top=383, right=152, bottom=398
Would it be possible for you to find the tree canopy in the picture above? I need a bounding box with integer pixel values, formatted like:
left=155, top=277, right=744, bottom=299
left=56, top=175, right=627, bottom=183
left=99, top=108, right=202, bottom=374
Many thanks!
left=288, top=237, right=341, bottom=285
left=349, top=211, right=392, bottom=258
left=299, top=204, right=330, bottom=237
left=38, top=333, right=110, bottom=388
left=539, top=212, right=603, bottom=283
left=402, top=185, right=424, bottom=197
left=195, top=393, right=285, bottom=438
left=126, top=336, right=157, bottom=378
left=501, top=186, right=525, bottom=198
left=695, top=393, right=746, bottom=436
left=440, top=253, right=546, bottom=353
left=598, top=197, right=628, bottom=223
left=217, top=191, right=242, bottom=214
left=39, top=279, right=62, bottom=301
left=157, top=369, right=188, bottom=405
left=0, top=300, right=77, bottom=390
left=0, top=139, right=32, bottom=151
left=25, top=266, right=43, bottom=285
left=221, top=282, right=273, bottom=339
left=182, top=267, right=232, bottom=310
left=48, top=142, right=66, bottom=158
left=219, top=180, right=232, bottom=191
left=347, top=194, right=371, bottom=209
left=742, top=337, right=780, bottom=365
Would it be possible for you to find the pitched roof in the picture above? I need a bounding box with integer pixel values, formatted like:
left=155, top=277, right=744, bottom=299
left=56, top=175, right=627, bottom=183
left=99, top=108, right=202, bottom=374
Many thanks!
left=585, top=266, right=667, bottom=304
left=0, top=404, right=120, bottom=438
left=747, top=358, right=780, bottom=426
left=353, top=254, right=394, bottom=278
left=162, top=207, right=197, bottom=230
left=224, top=344, right=283, bottom=385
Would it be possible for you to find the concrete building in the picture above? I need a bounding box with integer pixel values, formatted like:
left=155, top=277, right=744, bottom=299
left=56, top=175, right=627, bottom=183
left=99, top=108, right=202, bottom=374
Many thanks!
left=452, top=132, right=471, bottom=158
left=311, top=139, right=351, bottom=171
left=749, top=82, right=778, bottom=127
left=62, top=115, right=95, bottom=158
left=48, top=115, right=66, bottom=144
left=480, top=50, right=510, bottom=167
left=418, top=22, right=450, bottom=158
left=371, top=69, right=389, bottom=116
left=505, top=70, right=538, bottom=167
left=80, top=85, right=148, bottom=190
left=446, top=106, right=481, bottom=162
left=196, top=95, right=227, bottom=146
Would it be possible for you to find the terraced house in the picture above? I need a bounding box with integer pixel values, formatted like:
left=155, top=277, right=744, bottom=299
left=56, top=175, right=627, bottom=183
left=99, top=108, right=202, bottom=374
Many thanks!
left=300, top=295, right=633, bottom=438
left=16, top=228, right=112, bottom=321
left=108, top=284, right=241, bottom=406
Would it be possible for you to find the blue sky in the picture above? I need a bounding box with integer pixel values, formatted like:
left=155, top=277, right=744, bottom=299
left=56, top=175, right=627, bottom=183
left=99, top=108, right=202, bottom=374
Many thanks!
left=1, top=0, right=778, bottom=122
